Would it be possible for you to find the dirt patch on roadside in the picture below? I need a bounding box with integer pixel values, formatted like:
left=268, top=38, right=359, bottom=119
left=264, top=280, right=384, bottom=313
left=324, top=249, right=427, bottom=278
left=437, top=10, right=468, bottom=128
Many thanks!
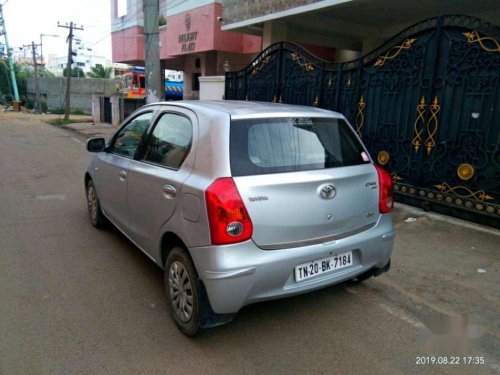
left=0, top=111, right=92, bottom=125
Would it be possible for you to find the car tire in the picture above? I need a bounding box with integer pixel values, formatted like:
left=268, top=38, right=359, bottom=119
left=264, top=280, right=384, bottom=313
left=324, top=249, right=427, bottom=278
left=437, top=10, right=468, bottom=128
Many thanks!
left=165, top=247, right=209, bottom=336
left=86, top=179, right=108, bottom=229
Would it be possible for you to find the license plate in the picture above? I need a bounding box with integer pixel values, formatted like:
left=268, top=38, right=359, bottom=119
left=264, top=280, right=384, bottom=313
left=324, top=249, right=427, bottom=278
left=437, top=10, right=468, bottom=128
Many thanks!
left=295, top=251, right=353, bottom=282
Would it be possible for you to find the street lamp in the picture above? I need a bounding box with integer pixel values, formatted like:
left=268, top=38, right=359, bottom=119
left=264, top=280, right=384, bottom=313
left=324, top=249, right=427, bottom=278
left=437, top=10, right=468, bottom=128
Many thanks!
left=40, top=33, right=59, bottom=67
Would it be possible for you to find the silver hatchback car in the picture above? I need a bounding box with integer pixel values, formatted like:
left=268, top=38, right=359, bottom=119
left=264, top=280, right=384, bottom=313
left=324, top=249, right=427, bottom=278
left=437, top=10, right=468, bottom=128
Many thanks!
left=85, top=101, right=395, bottom=336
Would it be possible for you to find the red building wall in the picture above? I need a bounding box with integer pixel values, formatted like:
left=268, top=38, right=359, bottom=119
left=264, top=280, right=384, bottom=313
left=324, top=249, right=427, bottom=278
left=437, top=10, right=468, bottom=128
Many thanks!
left=112, top=26, right=145, bottom=64
left=112, top=3, right=261, bottom=64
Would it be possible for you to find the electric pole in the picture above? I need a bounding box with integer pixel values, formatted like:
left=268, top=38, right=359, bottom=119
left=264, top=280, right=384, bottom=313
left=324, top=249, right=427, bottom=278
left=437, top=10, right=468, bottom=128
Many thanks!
left=57, top=21, right=83, bottom=120
left=143, top=0, right=162, bottom=104
left=0, top=2, right=20, bottom=106
left=23, top=41, right=42, bottom=113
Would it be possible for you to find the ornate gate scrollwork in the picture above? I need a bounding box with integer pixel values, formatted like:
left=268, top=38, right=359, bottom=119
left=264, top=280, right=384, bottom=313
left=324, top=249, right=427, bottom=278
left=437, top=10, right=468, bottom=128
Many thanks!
left=412, top=97, right=427, bottom=153
left=424, top=97, right=440, bottom=155
left=373, top=38, right=417, bottom=67
left=463, top=31, right=500, bottom=53
left=225, top=15, right=500, bottom=228
left=355, top=96, right=366, bottom=137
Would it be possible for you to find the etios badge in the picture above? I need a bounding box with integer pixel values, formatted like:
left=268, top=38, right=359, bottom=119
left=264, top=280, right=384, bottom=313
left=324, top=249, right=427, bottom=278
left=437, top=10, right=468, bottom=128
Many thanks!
left=319, top=184, right=336, bottom=199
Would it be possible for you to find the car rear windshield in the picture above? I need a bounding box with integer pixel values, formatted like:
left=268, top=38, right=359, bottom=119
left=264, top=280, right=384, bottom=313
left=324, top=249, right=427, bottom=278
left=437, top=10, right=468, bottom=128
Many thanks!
left=230, top=117, right=370, bottom=176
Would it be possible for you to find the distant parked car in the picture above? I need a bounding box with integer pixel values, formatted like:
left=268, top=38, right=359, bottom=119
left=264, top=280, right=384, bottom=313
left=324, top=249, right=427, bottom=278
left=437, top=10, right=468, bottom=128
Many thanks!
left=85, top=101, right=395, bottom=336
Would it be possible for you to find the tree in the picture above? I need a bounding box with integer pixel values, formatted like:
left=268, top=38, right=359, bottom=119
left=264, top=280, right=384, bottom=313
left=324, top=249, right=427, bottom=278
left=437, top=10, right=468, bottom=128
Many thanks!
left=87, top=65, right=112, bottom=79
left=0, top=62, right=54, bottom=103
left=158, top=14, right=166, bottom=27
left=63, top=66, right=85, bottom=78
left=0, top=60, right=12, bottom=101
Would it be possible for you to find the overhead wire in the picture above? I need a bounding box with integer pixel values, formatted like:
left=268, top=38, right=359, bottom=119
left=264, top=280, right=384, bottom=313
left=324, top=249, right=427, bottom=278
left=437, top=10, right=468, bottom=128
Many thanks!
left=80, top=0, right=192, bottom=65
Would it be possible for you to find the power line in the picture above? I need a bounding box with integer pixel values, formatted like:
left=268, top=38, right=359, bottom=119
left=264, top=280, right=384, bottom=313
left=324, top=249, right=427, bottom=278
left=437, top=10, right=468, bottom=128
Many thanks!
left=91, top=33, right=111, bottom=46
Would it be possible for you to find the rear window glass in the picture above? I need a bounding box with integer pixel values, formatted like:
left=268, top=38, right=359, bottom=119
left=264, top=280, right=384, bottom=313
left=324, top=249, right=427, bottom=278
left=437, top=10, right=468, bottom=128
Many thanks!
left=230, top=117, right=370, bottom=176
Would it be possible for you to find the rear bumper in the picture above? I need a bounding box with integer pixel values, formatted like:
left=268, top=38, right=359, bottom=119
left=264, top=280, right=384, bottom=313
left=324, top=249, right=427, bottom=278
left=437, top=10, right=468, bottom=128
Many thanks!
left=189, top=214, right=394, bottom=314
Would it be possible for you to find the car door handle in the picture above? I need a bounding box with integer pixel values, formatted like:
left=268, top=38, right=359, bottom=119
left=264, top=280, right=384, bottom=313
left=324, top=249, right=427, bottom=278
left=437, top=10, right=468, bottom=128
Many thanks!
left=119, top=171, right=127, bottom=181
left=162, top=184, right=177, bottom=199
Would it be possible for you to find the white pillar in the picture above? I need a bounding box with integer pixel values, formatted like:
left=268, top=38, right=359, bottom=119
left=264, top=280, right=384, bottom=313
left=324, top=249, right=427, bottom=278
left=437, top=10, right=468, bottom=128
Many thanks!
left=199, top=76, right=225, bottom=100
left=110, top=95, right=122, bottom=128
left=262, top=21, right=288, bottom=49
left=91, top=94, right=101, bottom=123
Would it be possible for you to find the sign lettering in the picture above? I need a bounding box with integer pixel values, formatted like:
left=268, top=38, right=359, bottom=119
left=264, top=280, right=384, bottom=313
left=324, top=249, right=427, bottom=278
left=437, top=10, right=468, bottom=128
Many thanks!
left=178, top=31, right=198, bottom=52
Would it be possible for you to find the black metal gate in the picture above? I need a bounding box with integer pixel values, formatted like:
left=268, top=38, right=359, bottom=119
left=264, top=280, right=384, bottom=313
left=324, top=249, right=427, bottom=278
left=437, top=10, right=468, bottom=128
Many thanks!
left=225, top=15, right=500, bottom=228
left=101, top=97, right=112, bottom=124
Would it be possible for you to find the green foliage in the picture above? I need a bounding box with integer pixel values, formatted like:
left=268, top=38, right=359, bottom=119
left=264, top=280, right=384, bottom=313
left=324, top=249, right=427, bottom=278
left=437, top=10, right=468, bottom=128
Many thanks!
left=38, top=68, right=55, bottom=78
left=24, top=98, right=48, bottom=113
left=0, top=61, right=12, bottom=103
left=49, top=107, right=86, bottom=115
left=158, top=14, right=167, bottom=27
left=71, top=108, right=85, bottom=115
left=48, top=107, right=65, bottom=114
left=63, top=66, right=86, bottom=78
left=0, top=62, right=54, bottom=103
left=15, top=63, right=30, bottom=97
left=25, top=99, right=35, bottom=109
left=87, top=66, right=113, bottom=79
left=47, top=118, right=93, bottom=126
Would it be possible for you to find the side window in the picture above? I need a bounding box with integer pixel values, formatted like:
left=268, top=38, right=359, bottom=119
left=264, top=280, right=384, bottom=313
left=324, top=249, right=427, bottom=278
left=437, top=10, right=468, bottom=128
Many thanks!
left=112, top=112, right=153, bottom=158
left=143, top=113, right=192, bottom=169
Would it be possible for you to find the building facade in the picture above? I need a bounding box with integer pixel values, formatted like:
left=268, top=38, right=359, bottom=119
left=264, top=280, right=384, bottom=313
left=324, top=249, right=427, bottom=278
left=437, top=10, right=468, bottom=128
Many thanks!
left=9, top=46, right=35, bottom=65
left=110, top=0, right=261, bottom=99
left=47, top=44, right=110, bottom=77
left=222, top=0, right=500, bottom=61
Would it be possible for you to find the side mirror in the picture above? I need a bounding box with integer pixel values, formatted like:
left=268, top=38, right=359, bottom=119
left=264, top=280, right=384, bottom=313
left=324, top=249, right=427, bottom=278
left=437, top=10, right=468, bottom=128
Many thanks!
left=87, top=138, right=106, bottom=153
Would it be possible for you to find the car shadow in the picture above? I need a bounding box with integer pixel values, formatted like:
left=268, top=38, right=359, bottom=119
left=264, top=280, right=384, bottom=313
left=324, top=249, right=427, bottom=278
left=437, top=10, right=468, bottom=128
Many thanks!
left=101, top=222, right=369, bottom=342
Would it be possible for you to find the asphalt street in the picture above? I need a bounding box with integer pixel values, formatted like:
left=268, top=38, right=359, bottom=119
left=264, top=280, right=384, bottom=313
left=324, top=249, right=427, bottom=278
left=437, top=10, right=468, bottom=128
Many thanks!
left=1, top=113, right=499, bottom=375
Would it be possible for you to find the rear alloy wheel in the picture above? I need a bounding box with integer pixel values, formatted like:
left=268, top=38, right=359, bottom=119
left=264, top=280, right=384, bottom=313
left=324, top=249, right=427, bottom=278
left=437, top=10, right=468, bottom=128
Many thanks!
left=165, top=247, right=208, bottom=336
left=169, top=261, right=194, bottom=323
left=86, top=180, right=107, bottom=228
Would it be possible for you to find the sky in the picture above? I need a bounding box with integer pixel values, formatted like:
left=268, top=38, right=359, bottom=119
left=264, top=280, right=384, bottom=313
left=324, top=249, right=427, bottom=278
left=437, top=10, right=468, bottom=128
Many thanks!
left=2, top=0, right=112, bottom=62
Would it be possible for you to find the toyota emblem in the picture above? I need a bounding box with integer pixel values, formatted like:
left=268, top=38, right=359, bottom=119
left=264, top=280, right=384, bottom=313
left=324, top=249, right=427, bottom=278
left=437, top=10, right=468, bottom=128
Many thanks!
left=320, top=184, right=336, bottom=199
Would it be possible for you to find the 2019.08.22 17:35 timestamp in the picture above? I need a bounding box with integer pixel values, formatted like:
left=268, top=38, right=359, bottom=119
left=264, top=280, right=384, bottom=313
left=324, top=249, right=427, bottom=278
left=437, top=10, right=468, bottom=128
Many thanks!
left=416, top=356, right=485, bottom=365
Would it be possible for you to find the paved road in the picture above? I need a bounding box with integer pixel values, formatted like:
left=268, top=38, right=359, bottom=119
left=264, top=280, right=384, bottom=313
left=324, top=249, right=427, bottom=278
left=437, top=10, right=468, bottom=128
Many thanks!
left=1, top=113, right=499, bottom=375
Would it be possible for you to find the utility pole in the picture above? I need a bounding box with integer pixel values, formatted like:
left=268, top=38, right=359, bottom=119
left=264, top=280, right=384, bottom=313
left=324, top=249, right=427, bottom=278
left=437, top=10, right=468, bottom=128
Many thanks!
left=57, top=21, right=83, bottom=120
left=23, top=41, right=42, bottom=113
left=0, top=2, right=20, bottom=107
left=143, top=0, right=162, bottom=104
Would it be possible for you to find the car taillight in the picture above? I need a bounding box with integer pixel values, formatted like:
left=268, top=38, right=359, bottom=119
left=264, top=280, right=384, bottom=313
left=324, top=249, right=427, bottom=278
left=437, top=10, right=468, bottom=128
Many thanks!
left=375, top=165, right=394, bottom=214
left=205, top=178, right=253, bottom=245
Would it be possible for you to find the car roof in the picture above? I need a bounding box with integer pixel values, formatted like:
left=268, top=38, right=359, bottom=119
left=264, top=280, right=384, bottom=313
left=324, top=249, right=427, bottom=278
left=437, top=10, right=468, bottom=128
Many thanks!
left=145, top=100, right=344, bottom=120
